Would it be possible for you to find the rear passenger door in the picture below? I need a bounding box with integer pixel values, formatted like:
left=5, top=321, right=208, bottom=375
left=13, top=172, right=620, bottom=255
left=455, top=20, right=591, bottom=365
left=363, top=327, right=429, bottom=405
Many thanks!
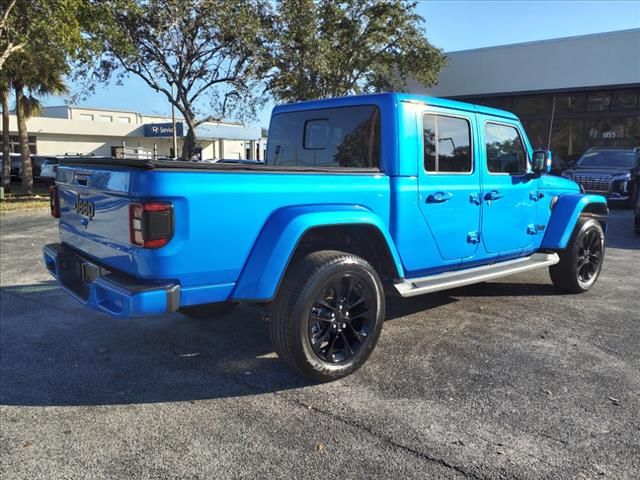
left=418, top=110, right=481, bottom=261
left=480, top=119, right=538, bottom=254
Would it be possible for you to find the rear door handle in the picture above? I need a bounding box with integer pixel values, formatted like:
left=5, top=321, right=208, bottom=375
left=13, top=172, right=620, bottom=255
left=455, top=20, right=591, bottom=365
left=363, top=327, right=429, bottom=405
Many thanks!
left=426, top=192, right=453, bottom=203
left=485, top=190, right=503, bottom=201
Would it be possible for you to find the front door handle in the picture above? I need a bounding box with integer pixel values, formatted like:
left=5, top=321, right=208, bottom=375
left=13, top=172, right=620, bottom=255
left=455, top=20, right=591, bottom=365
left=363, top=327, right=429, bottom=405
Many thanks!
left=426, top=192, right=453, bottom=203
left=485, top=190, right=503, bottom=201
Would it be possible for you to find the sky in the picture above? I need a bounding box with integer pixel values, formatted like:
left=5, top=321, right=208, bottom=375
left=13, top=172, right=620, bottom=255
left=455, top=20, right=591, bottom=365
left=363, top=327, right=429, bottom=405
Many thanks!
left=47, top=0, right=640, bottom=128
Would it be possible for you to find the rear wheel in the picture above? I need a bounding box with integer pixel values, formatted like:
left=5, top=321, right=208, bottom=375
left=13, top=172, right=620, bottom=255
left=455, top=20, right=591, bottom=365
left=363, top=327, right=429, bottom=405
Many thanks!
left=549, top=217, right=605, bottom=293
left=269, top=250, right=385, bottom=382
left=179, top=302, right=238, bottom=320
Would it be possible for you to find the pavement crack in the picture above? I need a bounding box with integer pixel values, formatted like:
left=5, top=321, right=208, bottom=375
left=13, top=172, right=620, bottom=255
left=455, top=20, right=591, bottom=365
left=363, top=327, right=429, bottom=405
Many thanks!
left=279, top=393, right=484, bottom=480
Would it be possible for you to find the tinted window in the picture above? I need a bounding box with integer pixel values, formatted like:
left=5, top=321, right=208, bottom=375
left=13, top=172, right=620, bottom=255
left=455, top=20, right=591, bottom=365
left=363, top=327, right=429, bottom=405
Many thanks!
left=485, top=123, right=528, bottom=174
left=587, top=91, right=612, bottom=111
left=423, top=114, right=472, bottom=173
left=611, top=89, right=638, bottom=110
left=556, top=93, right=586, bottom=113
left=514, top=95, right=548, bottom=115
left=267, top=106, right=380, bottom=168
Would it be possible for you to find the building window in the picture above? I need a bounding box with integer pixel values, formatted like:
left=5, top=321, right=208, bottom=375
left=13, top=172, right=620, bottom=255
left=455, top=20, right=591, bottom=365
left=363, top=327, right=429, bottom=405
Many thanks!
left=551, top=119, right=585, bottom=157
left=423, top=114, right=472, bottom=173
left=521, top=119, right=548, bottom=150
left=78, top=113, right=94, bottom=121
left=587, top=117, right=638, bottom=147
left=99, top=115, right=113, bottom=122
left=485, top=123, right=527, bottom=174
left=9, top=135, right=37, bottom=154
left=514, top=95, right=549, bottom=116
left=117, top=116, right=131, bottom=123
left=611, top=89, right=638, bottom=111
left=586, top=91, right=612, bottom=111
left=480, top=96, right=513, bottom=111
left=556, top=93, right=586, bottom=113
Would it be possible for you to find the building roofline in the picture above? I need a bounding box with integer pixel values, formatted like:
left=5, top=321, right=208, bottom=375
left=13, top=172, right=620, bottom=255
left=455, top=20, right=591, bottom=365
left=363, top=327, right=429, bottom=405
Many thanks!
left=41, top=104, right=246, bottom=126
left=445, top=28, right=640, bottom=55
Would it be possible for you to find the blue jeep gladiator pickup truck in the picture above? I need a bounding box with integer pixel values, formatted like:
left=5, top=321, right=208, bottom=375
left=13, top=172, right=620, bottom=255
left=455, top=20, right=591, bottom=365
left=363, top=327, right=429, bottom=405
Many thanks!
left=44, top=93, right=608, bottom=381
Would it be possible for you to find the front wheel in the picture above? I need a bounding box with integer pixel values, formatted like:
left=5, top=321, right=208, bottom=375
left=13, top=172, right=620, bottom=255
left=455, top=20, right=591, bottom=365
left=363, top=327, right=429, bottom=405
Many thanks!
left=549, top=217, right=605, bottom=293
left=269, top=250, right=385, bottom=382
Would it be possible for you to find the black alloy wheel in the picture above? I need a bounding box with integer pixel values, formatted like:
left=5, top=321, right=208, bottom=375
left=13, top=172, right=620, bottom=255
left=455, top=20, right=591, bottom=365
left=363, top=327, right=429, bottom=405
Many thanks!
left=575, top=228, right=603, bottom=284
left=308, top=273, right=374, bottom=364
left=269, top=250, right=385, bottom=382
left=549, top=217, right=605, bottom=293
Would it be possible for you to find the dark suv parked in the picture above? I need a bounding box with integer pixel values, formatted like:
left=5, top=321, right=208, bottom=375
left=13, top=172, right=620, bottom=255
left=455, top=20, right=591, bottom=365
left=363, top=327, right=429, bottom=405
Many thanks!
left=562, top=147, right=639, bottom=208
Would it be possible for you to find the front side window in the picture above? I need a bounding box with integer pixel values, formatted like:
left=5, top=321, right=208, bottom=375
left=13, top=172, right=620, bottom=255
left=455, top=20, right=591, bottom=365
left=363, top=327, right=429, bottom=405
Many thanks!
left=423, top=114, right=472, bottom=173
left=267, top=105, right=380, bottom=168
left=485, top=123, right=528, bottom=174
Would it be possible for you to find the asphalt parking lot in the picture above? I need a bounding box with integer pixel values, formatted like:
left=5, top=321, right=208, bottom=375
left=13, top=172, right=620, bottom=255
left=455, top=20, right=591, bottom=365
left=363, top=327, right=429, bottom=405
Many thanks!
left=1, top=208, right=639, bottom=479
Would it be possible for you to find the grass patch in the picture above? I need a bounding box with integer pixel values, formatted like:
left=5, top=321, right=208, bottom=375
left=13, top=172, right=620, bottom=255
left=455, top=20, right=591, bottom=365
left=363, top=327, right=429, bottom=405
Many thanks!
left=0, top=197, right=50, bottom=211
left=1, top=185, right=51, bottom=211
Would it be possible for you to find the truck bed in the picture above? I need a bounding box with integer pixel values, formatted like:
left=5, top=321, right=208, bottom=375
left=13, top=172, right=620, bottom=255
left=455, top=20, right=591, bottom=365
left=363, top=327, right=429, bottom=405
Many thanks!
left=51, top=159, right=392, bottom=311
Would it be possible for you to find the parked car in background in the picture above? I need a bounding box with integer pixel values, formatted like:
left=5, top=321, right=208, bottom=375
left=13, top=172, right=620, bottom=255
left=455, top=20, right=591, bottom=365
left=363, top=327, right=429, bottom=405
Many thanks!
left=9, top=154, right=22, bottom=181
left=20, top=155, right=48, bottom=182
left=562, top=147, right=639, bottom=207
left=40, top=157, right=60, bottom=185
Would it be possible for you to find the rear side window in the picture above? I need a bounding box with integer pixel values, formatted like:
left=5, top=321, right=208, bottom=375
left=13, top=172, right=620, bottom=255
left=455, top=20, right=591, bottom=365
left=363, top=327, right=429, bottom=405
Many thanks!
left=423, top=114, right=472, bottom=173
left=485, top=123, right=528, bottom=174
left=267, top=105, right=380, bottom=168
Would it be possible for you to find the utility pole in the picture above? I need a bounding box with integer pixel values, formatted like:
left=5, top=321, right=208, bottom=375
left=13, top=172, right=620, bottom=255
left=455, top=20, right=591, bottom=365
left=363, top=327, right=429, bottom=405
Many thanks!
left=171, top=82, right=178, bottom=159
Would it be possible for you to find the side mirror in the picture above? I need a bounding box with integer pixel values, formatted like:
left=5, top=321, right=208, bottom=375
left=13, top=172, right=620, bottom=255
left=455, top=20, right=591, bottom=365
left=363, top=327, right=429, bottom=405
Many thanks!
left=532, top=150, right=553, bottom=175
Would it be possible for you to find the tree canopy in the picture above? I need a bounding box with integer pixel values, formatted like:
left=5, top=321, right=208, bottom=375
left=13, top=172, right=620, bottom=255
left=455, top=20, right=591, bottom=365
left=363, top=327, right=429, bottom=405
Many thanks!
left=87, top=0, right=272, bottom=159
left=268, top=0, right=446, bottom=102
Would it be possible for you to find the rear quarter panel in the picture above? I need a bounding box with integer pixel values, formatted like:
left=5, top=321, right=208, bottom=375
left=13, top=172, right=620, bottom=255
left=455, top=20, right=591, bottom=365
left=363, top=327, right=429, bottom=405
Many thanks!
left=60, top=168, right=393, bottom=305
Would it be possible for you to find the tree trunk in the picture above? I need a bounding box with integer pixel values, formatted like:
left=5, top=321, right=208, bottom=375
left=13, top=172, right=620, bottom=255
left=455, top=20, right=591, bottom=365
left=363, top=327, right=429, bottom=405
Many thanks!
left=181, top=115, right=197, bottom=161
left=14, top=84, right=32, bottom=194
left=1, top=89, right=10, bottom=192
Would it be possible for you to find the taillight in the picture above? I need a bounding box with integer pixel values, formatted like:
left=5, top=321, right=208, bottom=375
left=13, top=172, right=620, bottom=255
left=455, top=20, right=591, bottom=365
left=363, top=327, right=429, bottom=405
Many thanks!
left=129, top=202, right=174, bottom=248
left=50, top=185, right=60, bottom=218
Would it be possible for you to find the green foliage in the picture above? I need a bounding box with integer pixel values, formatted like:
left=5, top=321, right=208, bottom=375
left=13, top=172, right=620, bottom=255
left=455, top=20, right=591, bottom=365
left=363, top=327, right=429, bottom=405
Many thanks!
left=1, top=0, right=82, bottom=194
left=86, top=0, right=273, bottom=158
left=269, top=0, right=446, bottom=102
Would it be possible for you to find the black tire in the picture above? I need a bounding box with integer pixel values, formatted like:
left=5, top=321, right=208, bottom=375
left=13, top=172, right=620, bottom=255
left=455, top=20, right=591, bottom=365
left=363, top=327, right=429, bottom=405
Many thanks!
left=269, top=250, right=385, bottom=382
left=549, top=217, right=605, bottom=293
left=179, top=302, right=238, bottom=319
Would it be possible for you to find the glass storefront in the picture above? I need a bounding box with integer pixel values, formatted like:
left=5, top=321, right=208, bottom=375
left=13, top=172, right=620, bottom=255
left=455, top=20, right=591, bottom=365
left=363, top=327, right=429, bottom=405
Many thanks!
left=457, top=87, right=640, bottom=163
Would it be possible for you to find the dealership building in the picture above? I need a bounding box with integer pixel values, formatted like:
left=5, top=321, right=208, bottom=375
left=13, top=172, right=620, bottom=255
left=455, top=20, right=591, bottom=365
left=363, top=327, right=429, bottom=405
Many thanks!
left=6, top=105, right=265, bottom=161
left=410, top=28, right=640, bottom=162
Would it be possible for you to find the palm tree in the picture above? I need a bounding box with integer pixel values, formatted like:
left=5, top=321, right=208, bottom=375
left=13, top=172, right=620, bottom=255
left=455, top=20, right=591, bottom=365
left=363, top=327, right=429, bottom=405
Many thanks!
left=10, top=50, right=67, bottom=194
left=1, top=80, right=10, bottom=192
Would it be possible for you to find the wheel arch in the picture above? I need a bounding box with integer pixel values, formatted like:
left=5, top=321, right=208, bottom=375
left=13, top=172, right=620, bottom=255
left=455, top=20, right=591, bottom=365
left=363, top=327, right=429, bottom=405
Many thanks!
left=541, top=193, right=609, bottom=249
left=231, top=205, right=404, bottom=301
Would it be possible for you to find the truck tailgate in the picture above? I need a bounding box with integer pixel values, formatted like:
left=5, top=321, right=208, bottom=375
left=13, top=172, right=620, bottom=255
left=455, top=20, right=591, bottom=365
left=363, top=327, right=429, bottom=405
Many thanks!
left=56, top=165, right=139, bottom=274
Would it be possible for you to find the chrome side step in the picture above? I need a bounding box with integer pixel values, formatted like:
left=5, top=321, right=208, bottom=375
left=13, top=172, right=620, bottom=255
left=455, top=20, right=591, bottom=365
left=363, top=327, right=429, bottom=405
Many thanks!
left=394, top=253, right=560, bottom=298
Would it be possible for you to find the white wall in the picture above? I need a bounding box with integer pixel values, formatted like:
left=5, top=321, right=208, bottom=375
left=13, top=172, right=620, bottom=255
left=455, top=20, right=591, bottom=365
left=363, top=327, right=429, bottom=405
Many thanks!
left=410, top=29, right=640, bottom=97
left=35, top=134, right=178, bottom=157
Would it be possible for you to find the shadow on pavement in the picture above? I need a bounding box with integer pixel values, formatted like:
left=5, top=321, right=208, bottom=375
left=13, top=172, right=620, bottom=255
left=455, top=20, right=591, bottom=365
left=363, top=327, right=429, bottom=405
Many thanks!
left=0, top=282, right=311, bottom=407
left=602, top=208, right=640, bottom=250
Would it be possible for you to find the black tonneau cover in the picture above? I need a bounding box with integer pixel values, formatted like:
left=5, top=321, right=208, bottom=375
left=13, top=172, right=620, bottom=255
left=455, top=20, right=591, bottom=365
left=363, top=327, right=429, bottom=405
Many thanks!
left=59, top=156, right=380, bottom=174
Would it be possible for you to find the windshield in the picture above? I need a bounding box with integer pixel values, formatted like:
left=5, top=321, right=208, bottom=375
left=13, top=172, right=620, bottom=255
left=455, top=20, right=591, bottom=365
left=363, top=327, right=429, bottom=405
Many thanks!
left=577, top=150, right=636, bottom=168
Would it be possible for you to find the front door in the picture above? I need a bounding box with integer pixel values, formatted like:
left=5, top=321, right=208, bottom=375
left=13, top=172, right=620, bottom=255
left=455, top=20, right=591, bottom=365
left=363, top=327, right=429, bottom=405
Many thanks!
left=479, top=119, right=538, bottom=254
left=418, top=111, right=481, bottom=261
